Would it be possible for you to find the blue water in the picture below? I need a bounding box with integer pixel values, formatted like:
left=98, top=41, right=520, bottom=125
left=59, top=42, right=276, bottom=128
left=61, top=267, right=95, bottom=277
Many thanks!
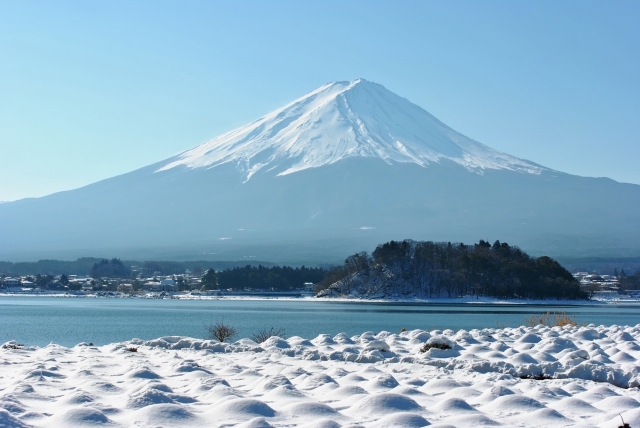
left=1, top=297, right=638, bottom=347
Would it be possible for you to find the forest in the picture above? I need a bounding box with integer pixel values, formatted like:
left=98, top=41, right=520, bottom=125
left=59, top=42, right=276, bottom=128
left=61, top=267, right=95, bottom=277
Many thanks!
left=619, top=271, right=640, bottom=291
left=89, top=258, right=131, bottom=278
left=0, top=258, right=275, bottom=277
left=201, top=265, right=325, bottom=291
left=316, top=239, right=587, bottom=300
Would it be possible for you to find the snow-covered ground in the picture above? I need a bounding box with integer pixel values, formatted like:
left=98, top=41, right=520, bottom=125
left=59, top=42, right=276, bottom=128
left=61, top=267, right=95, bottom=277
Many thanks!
left=1, top=324, right=639, bottom=427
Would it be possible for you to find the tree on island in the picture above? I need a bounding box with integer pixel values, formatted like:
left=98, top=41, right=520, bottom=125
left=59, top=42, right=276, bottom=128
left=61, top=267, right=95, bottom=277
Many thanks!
left=316, top=239, right=587, bottom=300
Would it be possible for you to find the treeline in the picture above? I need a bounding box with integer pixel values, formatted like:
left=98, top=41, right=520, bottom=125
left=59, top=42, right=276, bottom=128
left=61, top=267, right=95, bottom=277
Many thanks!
left=90, top=259, right=131, bottom=279
left=0, top=258, right=119, bottom=276
left=201, top=265, right=325, bottom=291
left=139, top=260, right=277, bottom=277
left=317, top=240, right=587, bottom=300
left=619, top=271, right=640, bottom=291
left=0, top=258, right=276, bottom=277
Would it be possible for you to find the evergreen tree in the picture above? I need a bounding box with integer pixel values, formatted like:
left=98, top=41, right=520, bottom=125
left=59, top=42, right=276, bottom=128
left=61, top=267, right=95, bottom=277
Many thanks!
left=201, top=269, right=218, bottom=290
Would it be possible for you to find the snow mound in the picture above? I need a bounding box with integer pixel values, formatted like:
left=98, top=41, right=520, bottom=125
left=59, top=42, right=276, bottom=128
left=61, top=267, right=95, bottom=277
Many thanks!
left=212, top=398, right=276, bottom=419
left=346, top=393, right=422, bottom=415
left=371, top=412, right=431, bottom=427
left=52, top=408, right=116, bottom=426
left=2, top=324, right=640, bottom=427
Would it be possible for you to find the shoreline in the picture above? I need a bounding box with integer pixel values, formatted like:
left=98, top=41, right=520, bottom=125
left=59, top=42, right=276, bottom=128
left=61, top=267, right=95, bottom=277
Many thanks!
left=1, top=291, right=637, bottom=305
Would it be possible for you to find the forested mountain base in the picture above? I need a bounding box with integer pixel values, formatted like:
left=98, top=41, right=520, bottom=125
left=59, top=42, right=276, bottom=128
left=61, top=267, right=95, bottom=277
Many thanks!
left=316, top=240, right=587, bottom=300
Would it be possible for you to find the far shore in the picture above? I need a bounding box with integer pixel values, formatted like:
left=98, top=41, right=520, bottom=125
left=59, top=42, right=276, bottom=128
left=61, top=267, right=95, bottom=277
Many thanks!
left=1, top=291, right=638, bottom=305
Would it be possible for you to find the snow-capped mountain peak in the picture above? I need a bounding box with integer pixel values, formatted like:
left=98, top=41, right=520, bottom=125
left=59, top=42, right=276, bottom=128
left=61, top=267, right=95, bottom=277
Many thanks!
left=157, top=79, right=544, bottom=180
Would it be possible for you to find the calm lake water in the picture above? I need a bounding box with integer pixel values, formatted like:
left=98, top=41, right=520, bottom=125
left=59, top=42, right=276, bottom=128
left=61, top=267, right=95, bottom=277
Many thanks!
left=1, top=297, right=639, bottom=347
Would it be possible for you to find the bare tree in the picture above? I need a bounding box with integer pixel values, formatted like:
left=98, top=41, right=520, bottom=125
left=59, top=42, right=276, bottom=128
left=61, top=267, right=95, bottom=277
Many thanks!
left=251, top=327, right=286, bottom=343
left=206, top=318, right=238, bottom=343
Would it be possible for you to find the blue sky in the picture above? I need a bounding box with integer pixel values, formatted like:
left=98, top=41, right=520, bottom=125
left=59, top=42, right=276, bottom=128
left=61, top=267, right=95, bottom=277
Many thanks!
left=1, top=1, right=639, bottom=201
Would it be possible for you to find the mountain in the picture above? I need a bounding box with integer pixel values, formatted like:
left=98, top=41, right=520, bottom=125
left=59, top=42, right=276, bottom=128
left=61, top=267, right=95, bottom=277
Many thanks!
left=158, top=79, right=543, bottom=179
left=1, top=79, right=639, bottom=263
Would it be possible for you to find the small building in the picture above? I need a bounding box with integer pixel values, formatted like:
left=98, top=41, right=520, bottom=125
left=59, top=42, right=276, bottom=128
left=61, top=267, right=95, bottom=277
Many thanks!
left=143, top=281, right=162, bottom=291
left=3, top=278, right=20, bottom=287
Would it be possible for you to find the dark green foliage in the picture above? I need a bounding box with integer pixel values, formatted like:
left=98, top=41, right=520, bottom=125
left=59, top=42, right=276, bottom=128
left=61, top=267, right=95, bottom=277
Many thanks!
left=34, top=274, right=54, bottom=288
left=319, top=239, right=587, bottom=300
left=140, top=260, right=278, bottom=276
left=201, top=269, right=218, bottom=290
left=175, top=276, right=190, bottom=291
left=619, top=271, right=640, bottom=291
left=90, top=258, right=131, bottom=279
left=208, top=265, right=324, bottom=291
left=59, top=274, right=69, bottom=285
left=67, top=281, right=82, bottom=291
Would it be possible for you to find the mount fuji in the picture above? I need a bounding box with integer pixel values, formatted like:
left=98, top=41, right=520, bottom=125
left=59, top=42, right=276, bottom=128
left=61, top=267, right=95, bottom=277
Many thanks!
left=158, top=79, right=543, bottom=179
left=1, top=79, right=639, bottom=262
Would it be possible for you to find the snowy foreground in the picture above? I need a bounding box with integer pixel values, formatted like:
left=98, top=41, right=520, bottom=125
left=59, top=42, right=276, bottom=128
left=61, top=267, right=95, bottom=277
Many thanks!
left=2, top=325, right=640, bottom=427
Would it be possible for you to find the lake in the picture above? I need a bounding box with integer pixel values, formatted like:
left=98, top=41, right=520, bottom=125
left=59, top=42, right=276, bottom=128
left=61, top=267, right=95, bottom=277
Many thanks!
left=1, top=296, right=638, bottom=347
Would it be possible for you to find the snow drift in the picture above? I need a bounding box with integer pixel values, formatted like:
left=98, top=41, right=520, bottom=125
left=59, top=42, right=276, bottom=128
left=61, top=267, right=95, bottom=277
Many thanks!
left=2, top=323, right=640, bottom=427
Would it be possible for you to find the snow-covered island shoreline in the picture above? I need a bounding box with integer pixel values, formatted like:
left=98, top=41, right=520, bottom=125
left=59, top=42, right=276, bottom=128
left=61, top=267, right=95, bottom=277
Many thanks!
left=2, top=324, right=640, bottom=427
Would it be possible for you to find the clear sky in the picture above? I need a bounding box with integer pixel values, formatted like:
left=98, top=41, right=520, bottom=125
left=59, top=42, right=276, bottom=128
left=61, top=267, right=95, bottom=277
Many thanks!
left=1, top=1, right=639, bottom=201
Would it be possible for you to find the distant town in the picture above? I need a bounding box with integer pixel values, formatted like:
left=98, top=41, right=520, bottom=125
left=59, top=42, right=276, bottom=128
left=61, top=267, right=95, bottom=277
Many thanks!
left=573, top=271, right=640, bottom=300
left=2, top=265, right=639, bottom=300
left=0, top=259, right=322, bottom=299
left=0, top=272, right=317, bottom=298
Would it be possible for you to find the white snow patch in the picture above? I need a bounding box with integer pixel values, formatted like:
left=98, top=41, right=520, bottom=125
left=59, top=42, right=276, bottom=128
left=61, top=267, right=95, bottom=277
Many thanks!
left=1, top=323, right=639, bottom=426
left=157, top=79, right=545, bottom=181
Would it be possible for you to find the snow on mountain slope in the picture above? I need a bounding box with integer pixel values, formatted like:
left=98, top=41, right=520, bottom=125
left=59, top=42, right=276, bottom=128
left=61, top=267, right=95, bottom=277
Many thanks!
left=158, top=79, right=545, bottom=180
